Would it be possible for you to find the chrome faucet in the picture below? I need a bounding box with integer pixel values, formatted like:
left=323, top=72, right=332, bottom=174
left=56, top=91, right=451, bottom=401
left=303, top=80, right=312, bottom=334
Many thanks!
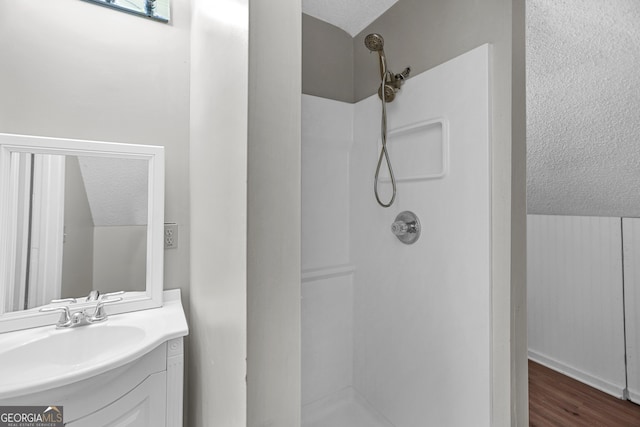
left=40, top=291, right=124, bottom=328
left=40, top=306, right=73, bottom=328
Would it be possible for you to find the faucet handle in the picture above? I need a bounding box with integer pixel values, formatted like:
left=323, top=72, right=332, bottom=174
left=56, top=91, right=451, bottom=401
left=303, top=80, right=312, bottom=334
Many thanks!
left=89, top=296, right=123, bottom=323
left=50, top=297, right=77, bottom=304
left=40, top=306, right=72, bottom=328
left=97, top=291, right=125, bottom=302
left=85, top=290, right=100, bottom=302
left=391, top=211, right=421, bottom=245
left=391, top=220, right=410, bottom=236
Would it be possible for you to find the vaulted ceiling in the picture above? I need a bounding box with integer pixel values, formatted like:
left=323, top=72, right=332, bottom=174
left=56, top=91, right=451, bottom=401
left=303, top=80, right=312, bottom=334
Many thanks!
left=302, top=0, right=397, bottom=36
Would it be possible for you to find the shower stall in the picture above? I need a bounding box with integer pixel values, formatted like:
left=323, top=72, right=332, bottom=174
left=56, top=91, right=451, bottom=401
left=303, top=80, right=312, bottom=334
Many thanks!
left=301, top=44, right=492, bottom=426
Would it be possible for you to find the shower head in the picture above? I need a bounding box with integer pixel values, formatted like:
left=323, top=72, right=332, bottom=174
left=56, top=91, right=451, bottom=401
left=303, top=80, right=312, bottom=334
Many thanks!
left=365, top=33, right=388, bottom=82
left=364, top=32, right=409, bottom=103
left=364, top=33, right=385, bottom=52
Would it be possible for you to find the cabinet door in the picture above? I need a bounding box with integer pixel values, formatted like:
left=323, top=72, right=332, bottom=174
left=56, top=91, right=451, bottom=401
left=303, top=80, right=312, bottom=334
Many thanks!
left=623, top=218, right=640, bottom=403
left=67, top=372, right=166, bottom=427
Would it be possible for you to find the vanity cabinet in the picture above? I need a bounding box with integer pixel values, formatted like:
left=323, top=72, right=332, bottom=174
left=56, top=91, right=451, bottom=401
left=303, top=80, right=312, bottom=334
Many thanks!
left=67, top=372, right=166, bottom=426
left=0, top=337, right=185, bottom=427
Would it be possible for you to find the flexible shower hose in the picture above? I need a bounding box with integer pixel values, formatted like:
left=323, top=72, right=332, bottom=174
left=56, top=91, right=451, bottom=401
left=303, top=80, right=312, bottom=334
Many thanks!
left=374, top=68, right=397, bottom=208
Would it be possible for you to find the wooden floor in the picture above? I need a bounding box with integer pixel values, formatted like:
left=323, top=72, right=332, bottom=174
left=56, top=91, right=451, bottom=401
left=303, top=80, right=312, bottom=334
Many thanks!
left=529, top=361, right=640, bottom=426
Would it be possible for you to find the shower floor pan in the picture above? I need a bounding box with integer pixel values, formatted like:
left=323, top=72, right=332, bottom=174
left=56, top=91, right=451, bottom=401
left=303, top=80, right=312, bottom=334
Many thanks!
left=302, top=387, right=395, bottom=427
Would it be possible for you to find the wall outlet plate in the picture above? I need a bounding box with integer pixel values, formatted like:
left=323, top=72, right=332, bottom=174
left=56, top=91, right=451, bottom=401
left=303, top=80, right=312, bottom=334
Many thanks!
left=164, top=223, right=178, bottom=249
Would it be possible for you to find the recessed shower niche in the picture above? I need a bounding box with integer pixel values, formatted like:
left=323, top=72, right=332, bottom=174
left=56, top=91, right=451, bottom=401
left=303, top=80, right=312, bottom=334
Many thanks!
left=377, top=118, right=449, bottom=182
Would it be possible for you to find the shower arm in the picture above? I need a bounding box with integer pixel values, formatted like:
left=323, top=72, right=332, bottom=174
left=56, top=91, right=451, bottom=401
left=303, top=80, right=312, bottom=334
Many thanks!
left=374, top=52, right=411, bottom=101
left=386, top=66, right=412, bottom=90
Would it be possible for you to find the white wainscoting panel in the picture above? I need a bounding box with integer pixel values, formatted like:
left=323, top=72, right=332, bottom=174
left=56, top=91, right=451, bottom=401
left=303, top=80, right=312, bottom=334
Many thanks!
left=527, top=214, right=626, bottom=397
left=623, top=218, right=640, bottom=403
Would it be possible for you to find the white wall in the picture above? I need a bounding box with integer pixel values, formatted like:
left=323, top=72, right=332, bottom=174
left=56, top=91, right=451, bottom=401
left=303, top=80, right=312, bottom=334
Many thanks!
left=0, top=0, right=191, bottom=301
left=93, top=225, right=147, bottom=293
left=189, top=0, right=248, bottom=425
left=190, top=0, right=302, bottom=424
left=62, top=156, right=94, bottom=299
left=350, top=45, right=492, bottom=427
left=246, top=0, right=301, bottom=424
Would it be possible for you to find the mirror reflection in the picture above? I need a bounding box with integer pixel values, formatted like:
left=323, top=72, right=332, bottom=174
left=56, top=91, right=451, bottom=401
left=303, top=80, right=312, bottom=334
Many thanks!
left=4, top=153, right=148, bottom=313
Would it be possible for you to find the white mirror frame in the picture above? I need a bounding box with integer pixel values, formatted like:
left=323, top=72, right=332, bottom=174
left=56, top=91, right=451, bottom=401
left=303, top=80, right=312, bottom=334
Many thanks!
left=0, top=133, right=164, bottom=333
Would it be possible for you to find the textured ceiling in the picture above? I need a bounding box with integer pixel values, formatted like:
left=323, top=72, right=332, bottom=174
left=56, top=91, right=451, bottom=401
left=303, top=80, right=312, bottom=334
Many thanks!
left=302, top=0, right=397, bottom=36
left=78, top=156, right=149, bottom=226
left=527, top=0, right=640, bottom=217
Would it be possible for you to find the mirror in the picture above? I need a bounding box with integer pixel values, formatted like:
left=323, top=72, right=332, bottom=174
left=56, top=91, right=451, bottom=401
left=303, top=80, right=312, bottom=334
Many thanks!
left=0, top=134, right=164, bottom=332
left=81, top=0, right=171, bottom=23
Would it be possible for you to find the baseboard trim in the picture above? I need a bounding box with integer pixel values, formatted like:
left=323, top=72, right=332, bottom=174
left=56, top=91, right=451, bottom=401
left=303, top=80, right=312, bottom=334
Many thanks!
left=627, top=389, right=640, bottom=404
left=528, top=350, right=626, bottom=399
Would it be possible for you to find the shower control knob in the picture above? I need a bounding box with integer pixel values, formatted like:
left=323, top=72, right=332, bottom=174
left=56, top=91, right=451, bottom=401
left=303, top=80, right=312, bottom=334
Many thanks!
left=391, top=211, right=421, bottom=245
left=391, top=221, right=410, bottom=236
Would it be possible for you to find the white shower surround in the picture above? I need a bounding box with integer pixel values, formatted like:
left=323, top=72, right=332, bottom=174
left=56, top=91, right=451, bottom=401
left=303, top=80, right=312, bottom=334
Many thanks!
left=302, top=45, right=491, bottom=426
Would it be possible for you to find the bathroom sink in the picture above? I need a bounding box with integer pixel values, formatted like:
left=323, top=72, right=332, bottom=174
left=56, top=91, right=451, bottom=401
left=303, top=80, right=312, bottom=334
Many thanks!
left=0, top=325, right=145, bottom=368
left=0, top=290, right=188, bottom=399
